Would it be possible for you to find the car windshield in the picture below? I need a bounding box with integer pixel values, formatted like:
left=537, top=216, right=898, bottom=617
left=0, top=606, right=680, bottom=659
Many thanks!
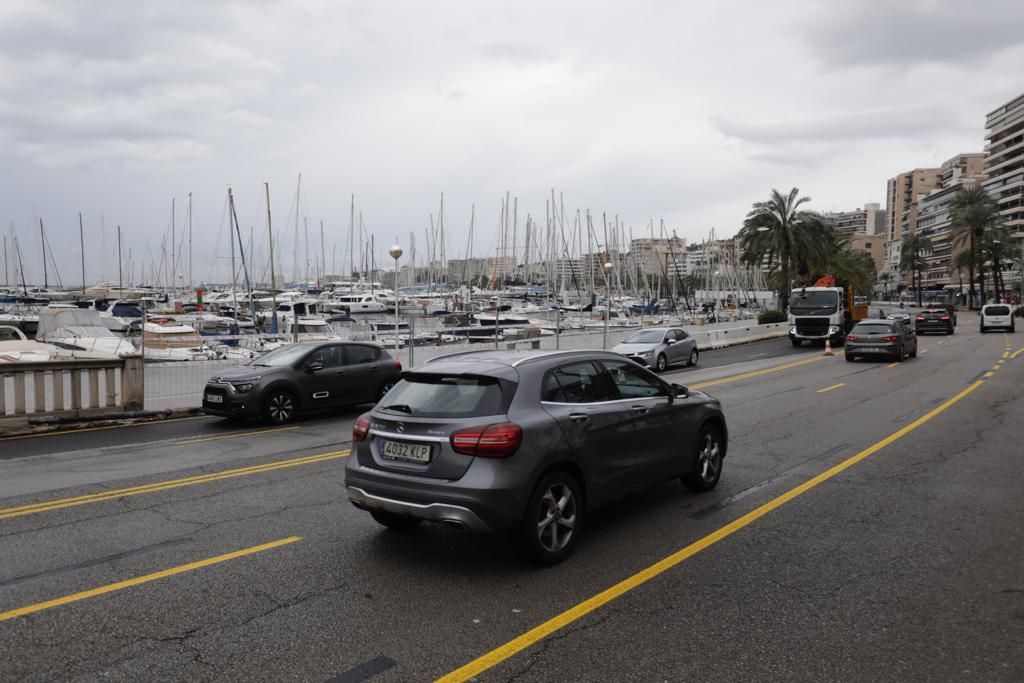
left=250, top=344, right=314, bottom=367
left=789, top=291, right=839, bottom=315
left=379, top=374, right=506, bottom=417
left=851, top=323, right=893, bottom=334
left=623, top=330, right=665, bottom=344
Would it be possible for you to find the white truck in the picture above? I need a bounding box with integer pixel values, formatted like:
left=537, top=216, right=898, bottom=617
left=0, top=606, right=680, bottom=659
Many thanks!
left=788, top=282, right=866, bottom=347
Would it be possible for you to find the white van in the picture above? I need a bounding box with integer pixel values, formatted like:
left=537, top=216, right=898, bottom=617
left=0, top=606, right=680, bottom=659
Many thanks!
left=979, top=304, right=1015, bottom=333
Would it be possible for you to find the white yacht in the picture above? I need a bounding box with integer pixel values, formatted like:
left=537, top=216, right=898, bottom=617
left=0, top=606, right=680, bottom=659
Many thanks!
left=140, top=322, right=217, bottom=361
left=36, top=307, right=137, bottom=357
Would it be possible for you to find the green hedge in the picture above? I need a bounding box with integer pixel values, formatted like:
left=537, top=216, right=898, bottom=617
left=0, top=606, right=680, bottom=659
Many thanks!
left=757, top=309, right=788, bottom=324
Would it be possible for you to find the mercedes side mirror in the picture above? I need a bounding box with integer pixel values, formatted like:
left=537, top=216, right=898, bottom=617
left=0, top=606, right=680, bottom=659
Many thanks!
left=671, top=383, right=689, bottom=398
left=305, top=362, right=324, bottom=373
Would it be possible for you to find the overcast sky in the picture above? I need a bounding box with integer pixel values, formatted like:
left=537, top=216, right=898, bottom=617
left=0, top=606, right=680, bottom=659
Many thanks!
left=1, top=0, right=1023, bottom=287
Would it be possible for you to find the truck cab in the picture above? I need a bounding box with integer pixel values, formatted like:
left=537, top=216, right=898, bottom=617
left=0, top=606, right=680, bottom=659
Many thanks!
left=788, top=286, right=847, bottom=347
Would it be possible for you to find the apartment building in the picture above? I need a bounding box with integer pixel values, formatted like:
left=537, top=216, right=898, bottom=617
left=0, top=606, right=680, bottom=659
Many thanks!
left=628, top=236, right=686, bottom=275
left=822, top=203, right=885, bottom=235
left=983, top=92, right=1024, bottom=234
left=884, top=167, right=944, bottom=278
left=847, top=233, right=885, bottom=273
left=915, top=153, right=986, bottom=291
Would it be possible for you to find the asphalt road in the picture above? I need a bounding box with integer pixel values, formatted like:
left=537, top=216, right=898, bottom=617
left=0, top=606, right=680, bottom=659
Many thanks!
left=1, top=316, right=1022, bottom=681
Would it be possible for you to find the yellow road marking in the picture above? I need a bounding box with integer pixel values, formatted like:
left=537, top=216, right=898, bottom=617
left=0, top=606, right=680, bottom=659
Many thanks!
left=175, top=426, right=299, bottom=445
left=991, top=366, right=1000, bottom=372
left=984, top=371, right=994, bottom=378
left=921, top=349, right=929, bottom=354
left=689, top=355, right=829, bottom=391
left=436, top=380, right=987, bottom=683
left=0, top=536, right=301, bottom=623
left=887, top=362, right=900, bottom=368
left=1003, top=352, right=1010, bottom=359
left=0, top=416, right=212, bottom=442
left=816, top=383, right=845, bottom=393
left=1011, top=348, right=1024, bottom=359
left=0, top=450, right=350, bottom=521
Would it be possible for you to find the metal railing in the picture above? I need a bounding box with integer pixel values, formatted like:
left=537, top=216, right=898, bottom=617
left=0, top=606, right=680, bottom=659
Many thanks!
left=0, top=355, right=144, bottom=424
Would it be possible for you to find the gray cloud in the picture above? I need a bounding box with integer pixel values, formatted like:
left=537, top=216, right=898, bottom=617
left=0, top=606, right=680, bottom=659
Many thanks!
left=711, top=105, right=962, bottom=145
left=800, top=0, right=1024, bottom=67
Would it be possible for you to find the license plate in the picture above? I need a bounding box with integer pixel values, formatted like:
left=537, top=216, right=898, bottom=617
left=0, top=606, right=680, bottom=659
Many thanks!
left=860, top=347, right=882, bottom=352
left=380, top=440, right=432, bottom=463
left=205, top=394, right=223, bottom=403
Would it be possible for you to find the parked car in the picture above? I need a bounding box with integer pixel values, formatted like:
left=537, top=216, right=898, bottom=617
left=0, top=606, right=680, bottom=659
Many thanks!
left=202, top=341, right=401, bottom=423
left=612, top=327, right=698, bottom=372
left=915, top=309, right=954, bottom=335
left=980, top=304, right=1015, bottom=333
left=845, top=319, right=918, bottom=362
left=345, top=349, right=727, bottom=564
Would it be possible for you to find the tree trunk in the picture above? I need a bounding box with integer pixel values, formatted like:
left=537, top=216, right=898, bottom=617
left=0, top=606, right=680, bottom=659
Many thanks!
left=779, top=252, right=790, bottom=312
left=968, top=234, right=977, bottom=310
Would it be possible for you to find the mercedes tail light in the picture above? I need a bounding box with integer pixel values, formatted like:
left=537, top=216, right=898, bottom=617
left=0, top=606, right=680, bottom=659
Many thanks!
left=846, top=335, right=858, bottom=342
left=916, top=316, right=925, bottom=321
left=353, top=413, right=371, bottom=442
left=450, top=423, right=523, bottom=458
left=880, top=335, right=898, bottom=342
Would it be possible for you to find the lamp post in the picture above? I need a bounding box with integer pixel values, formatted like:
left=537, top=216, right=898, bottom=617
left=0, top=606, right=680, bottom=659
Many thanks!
left=389, top=244, right=403, bottom=353
left=602, top=261, right=613, bottom=350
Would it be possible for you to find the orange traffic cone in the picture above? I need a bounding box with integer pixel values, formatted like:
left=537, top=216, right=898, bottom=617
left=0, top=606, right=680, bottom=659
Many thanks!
left=824, top=339, right=834, bottom=356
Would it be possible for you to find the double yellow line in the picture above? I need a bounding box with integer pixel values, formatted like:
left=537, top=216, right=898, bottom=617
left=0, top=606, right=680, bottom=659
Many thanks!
left=0, top=449, right=350, bottom=521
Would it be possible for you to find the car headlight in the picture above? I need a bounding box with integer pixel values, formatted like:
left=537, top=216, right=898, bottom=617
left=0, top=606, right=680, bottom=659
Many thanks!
left=790, top=326, right=797, bottom=334
left=229, top=377, right=261, bottom=393
left=642, top=349, right=655, bottom=356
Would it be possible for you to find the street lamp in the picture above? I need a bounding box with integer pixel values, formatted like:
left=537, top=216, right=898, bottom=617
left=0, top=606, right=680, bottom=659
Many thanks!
left=602, top=261, right=613, bottom=350
left=389, top=244, right=403, bottom=354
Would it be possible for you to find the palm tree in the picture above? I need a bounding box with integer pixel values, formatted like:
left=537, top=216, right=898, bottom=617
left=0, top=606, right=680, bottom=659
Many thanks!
left=879, top=272, right=891, bottom=301
left=808, top=231, right=877, bottom=299
left=951, top=250, right=973, bottom=305
left=899, top=233, right=933, bottom=307
left=738, top=188, right=830, bottom=311
left=950, top=186, right=1004, bottom=309
left=980, top=227, right=1013, bottom=303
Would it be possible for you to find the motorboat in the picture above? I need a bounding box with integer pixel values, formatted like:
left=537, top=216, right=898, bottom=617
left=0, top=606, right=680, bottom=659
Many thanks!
left=97, top=299, right=144, bottom=333
left=36, top=306, right=137, bottom=357
left=140, top=322, right=217, bottom=361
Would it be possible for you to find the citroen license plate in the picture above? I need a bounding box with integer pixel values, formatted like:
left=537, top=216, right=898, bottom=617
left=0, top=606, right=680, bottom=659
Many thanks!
left=380, top=440, right=431, bottom=463
left=205, top=394, right=223, bottom=403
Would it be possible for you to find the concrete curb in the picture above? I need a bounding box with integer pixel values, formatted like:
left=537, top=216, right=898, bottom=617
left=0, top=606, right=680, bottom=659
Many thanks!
left=0, top=408, right=204, bottom=438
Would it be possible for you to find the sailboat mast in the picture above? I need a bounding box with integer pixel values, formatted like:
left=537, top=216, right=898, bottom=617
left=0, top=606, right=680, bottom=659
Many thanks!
left=39, top=219, right=48, bottom=288
left=171, top=197, right=176, bottom=299
left=3, top=235, right=8, bottom=287
left=349, top=194, right=355, bottom=280
left=265, top=183, right=279, bottom=334
left=117, top=225, right=123, bottom=294
left=187, top=192, right=193, bottom=291
left=228, top=189, right=239, bottom=316
left=319, top=220, right=326, bottom=287
left=79, top=212, right=86, bottom=295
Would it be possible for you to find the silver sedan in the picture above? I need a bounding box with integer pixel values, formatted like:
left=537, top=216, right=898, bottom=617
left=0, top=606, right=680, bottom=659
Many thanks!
left=613, top=327, right=699, bottom=372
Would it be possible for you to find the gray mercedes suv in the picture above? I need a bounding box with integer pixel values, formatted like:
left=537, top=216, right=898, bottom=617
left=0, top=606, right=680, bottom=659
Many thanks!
left=345, top=349, right=728, bottom=564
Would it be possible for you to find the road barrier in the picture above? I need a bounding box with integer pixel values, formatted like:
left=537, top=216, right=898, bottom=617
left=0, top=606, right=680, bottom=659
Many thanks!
left=692, top=322, right=789, bottom=349
left=0, top=355, right=144, bottom=428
